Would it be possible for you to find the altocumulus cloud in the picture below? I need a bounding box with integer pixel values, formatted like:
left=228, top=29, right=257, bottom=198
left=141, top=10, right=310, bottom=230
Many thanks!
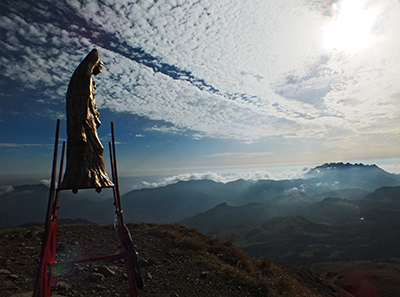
left=0, top=0, right=399, bottom=142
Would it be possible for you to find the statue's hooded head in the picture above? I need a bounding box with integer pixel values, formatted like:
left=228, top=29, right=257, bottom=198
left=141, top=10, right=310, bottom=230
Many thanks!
left=83, top=48, right=103, bottom=76
left=67, top=49, right=103, bottom=98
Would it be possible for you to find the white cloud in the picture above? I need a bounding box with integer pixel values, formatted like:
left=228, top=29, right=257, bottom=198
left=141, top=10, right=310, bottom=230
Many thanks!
left=205, top=152, right=274, bottom=159
left=0, top=185, right=15, bottom=196
left=0, top=0, right=399, bottom=143
left=0, top=143, right=49, bottom=148
left=147, top=124, right=186, bottom=135
left=40, top=179, right=51, bottom=188
left=139, top=167, right=311, bottom=188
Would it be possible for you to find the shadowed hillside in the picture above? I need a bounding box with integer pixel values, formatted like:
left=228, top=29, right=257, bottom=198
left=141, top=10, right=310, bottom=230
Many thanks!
left=311, top=261, right=400, bottom=297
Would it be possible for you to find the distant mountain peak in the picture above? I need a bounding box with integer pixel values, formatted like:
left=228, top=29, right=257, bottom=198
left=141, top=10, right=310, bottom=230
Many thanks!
left=215, top=202, right=229, bottom=208
left=312, top=162, right=379, bottom=171
left=303, top=162, right=399, bottom=192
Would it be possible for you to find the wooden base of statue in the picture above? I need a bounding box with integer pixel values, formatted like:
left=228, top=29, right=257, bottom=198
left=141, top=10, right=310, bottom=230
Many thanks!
left=33, top=119, right=143, bottom=297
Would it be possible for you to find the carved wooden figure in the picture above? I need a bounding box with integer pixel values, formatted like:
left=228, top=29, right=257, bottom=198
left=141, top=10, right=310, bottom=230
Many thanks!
left=60, top=49, right=113, bottom=193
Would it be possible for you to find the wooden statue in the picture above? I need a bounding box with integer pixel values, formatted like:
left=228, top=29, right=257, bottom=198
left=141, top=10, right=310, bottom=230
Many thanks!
left=60, top=49, right=113, bottom=193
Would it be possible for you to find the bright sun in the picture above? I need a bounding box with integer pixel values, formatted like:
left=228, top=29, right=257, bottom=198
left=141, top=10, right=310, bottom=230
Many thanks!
left=324, top=0, right=378, bottom=53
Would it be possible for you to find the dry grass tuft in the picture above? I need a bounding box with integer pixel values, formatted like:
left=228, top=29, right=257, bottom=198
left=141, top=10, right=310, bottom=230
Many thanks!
left=140, top=223, right=344, bottom=297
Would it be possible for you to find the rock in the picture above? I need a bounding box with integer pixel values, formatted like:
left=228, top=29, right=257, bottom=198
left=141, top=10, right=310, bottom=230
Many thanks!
left=10, top=293, right=33, bottom=297
left=55, top=280, right=71, bottom=291
left=139, top=258, right=156, bottom=267
left=200, top=271, right=210, bottom=278
left=97, top=265, right=116, bottom=277
left=9, top=274, right=19, bottom=279
left=0, top=268, right=11, bottom=274
left=8, top=293, right=68, bottom=297
left=88, top=272, right=105, bottom=282
left=56, top=243, right=69, bottom=253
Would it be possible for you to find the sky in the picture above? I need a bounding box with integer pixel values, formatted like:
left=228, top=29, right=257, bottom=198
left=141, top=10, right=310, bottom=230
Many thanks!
left=1, top=0, right=400, bottom=186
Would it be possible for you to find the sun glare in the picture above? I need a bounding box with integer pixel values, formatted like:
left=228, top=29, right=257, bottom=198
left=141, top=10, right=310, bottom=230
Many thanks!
left=324, top=0, right=378, bottom=53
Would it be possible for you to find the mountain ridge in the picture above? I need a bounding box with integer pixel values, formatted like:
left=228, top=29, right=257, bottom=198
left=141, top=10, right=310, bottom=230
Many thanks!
left=1, top=162, right=399, bottom=227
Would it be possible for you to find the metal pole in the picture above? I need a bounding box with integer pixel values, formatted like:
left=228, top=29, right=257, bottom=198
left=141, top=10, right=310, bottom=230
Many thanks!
left=52, top=141, right=66, bottom=215
left=111, top=122, right=122, bottom=212
left=33, top=119, right=61, bottom=297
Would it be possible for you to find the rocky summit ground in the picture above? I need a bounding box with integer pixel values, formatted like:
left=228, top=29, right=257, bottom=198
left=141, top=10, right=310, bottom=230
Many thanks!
left=0, top=222, right=352, bottom=297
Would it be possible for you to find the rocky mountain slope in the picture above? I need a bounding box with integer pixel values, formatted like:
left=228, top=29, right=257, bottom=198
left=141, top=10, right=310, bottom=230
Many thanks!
left=181, top=186, right=400, bottom=267
left=0, top=223, right=352, bottom=297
